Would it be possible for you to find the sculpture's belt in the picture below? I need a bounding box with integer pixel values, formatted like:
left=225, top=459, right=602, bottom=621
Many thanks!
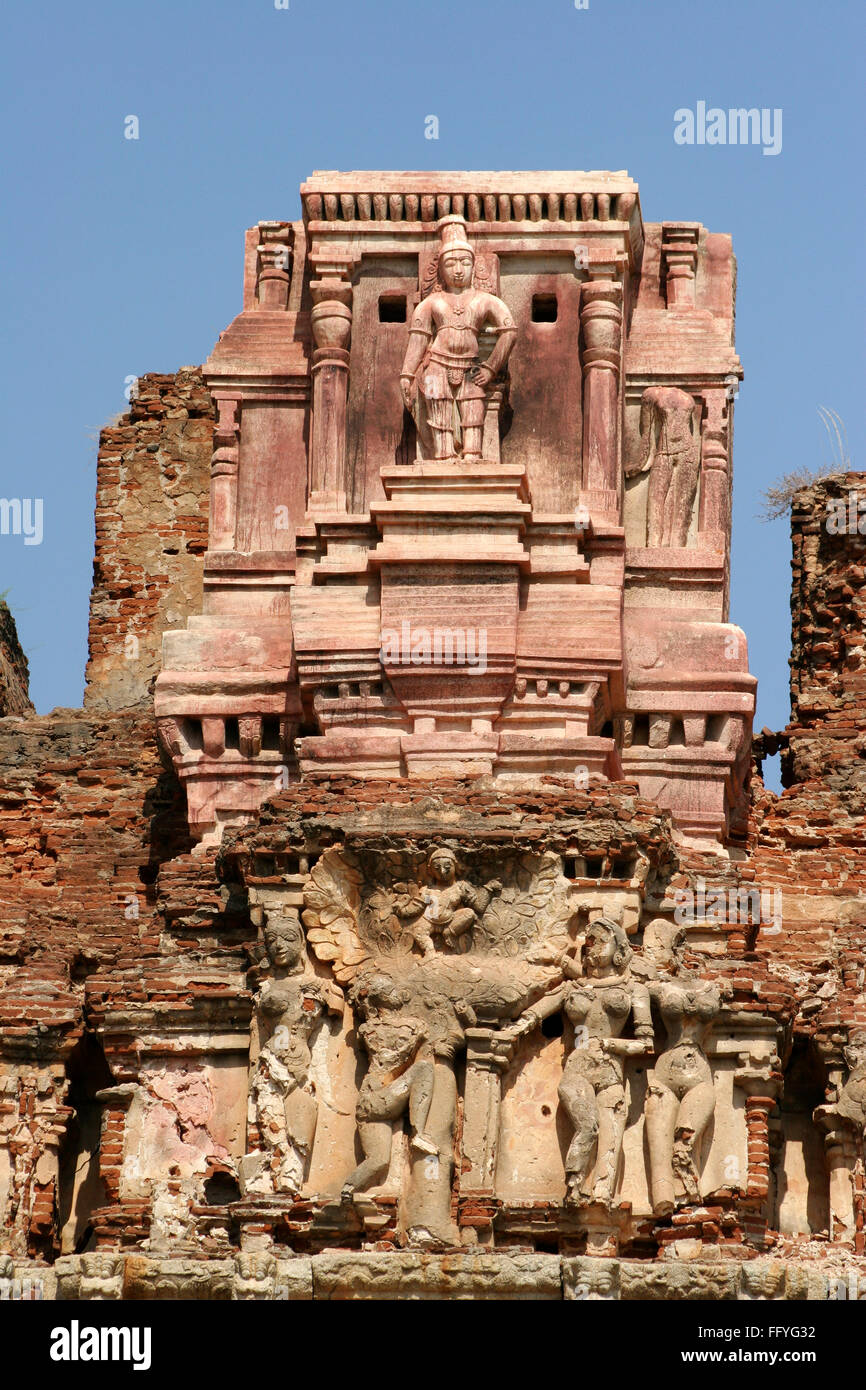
left=428, top=351, right=478, bottom=370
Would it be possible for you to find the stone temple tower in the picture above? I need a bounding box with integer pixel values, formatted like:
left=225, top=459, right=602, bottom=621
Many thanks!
left=5, top=173, right=864, bottom=1302
left=156, top=172, right=752, bottom=850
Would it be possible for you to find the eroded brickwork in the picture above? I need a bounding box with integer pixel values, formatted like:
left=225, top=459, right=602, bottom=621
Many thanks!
left=84, top=369, right=213, bottom=713
left=751, top=474, right=866, bottom=1040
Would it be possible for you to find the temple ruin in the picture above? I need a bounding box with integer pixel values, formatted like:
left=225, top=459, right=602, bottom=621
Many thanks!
left=1, top=172, right=863, bottom=1300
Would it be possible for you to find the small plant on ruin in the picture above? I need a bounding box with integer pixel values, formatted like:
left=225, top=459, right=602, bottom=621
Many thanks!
left=758, top=407, right=852, bottom=520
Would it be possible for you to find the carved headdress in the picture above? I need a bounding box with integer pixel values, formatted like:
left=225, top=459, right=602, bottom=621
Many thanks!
left=437, top=214, right=475, bottom=262
left=421, top=215, right=499, bottom=299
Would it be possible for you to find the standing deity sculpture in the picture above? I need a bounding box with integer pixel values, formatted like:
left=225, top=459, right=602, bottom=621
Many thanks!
left=245, top=910, right=342, bottom=1196
left=400, top=216, right=516, bottom=461
left=627, top=386, right=701, bottom=547
left=510, top=916, right=653, bottom=1207
left=641, top=918, right=727, bottom=1214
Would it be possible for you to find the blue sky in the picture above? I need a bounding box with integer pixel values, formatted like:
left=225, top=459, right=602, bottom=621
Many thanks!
left=1, top=0, right=863, bottom=790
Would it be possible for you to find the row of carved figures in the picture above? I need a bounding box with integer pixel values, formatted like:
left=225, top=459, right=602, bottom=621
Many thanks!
left=244, top=911, right=785, bottom=1217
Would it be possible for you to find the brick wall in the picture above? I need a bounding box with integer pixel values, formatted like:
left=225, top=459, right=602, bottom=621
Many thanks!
left=750, top=470, right=866, bottom=1027
left=84, top=370, right=213, bottom=714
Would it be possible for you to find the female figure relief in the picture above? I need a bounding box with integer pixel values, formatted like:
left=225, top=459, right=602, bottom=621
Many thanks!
left=514, top=917, right=653, bottom=1207
left=642, top=919, right=727, bottom=1215
left=248, top=912, right=342, bottom=1195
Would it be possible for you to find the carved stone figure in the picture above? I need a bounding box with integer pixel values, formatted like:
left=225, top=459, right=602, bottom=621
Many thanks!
left=300, top=844, right=572, bottom=1241
left=814, top=1037, right=866, bottom=1239
left=340, top=970, right=438, bottom=1199
left=627, top=386, right=700, bottom=547
left=641, top=918, right=727, bottom=1214
left=420, top=846, right=502, bottom=952
left=512, top=916, right=653, bottom=1206
left=245, top=911, right=341, bottom=1196
left=400, top=215, right=516, bottom=460
left=816, top=1042, right=866, bottom=1141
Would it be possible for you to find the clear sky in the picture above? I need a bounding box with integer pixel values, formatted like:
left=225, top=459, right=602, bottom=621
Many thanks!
left=1, top=0, right=863, bottom=790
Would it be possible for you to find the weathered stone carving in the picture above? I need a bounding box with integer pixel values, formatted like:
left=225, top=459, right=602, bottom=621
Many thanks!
left=340, top=970, right=439, bottom=1199
left=817, top=1041, right=866, bottom=1140
left=52, top=1249, right=860, bottom=1301
left=302, top=845, right=567, bottom=973
left=814, top=1037, right=866, bottom=1240
left=420, top=846, right=502, bottom=953
left=641, top=918, right=728, bottom=1214
left=400, top=215, right=516, bottom=460
left=299, top=844, right=578, bottom=1242
left=511, top=916, right=653, bottom=1206
left=628, top=386, right=700, bottom=546
left=0, top=1065, right=68, bottom=1258
left=242, top=911, right=342, bottom=1196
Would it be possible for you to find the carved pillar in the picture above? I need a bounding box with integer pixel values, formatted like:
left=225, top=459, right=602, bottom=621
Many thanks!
left=811, top=1038, right=866, bottom=1242
left=460, top=1028, right=509, bottom=1194
left=210, top=396, right=241, bottom=551
left=698, top=388, right=730, bottom=541
left=661, top=223, right=700, bottom=308
left=854, top=1158, right=865, bottom=1255
left=481, top=381, right=505, bottom=463
left=308, top=252, right=353, bottom=512
left=255, top=222, right=292, bottom=310
left=580, top=274, right=623, bottom=510
left=94, top=1084, right=138, bottom=1206
left=824, top=1131, right=860, bottom=1240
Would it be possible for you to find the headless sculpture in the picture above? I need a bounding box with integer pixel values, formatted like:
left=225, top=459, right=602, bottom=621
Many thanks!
left=628, top=386, right=700, bottom=547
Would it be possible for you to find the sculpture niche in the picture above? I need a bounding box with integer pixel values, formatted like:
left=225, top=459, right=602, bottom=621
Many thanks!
left=628, top=386, right=701, bottom=547
left=399, top=215, right=516, bottom=461
left=243, top=911, right=342, bottom=1196
left=300, top=845, right=573, bottom=1244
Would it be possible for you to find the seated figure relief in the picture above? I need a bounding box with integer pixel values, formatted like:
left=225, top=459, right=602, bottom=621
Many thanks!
left=419, top=846, right=502, bottom=953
